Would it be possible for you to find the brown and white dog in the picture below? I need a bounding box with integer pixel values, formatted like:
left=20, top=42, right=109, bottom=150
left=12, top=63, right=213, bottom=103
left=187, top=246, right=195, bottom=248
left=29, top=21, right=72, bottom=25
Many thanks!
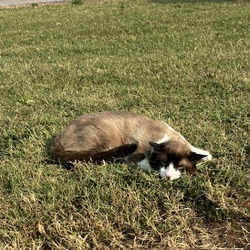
left=51, top=111, right=212, bottom=180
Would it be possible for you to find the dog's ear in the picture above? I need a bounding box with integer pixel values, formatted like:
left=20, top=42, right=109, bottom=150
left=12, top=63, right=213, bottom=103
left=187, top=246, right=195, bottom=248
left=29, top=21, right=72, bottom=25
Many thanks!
left=149, top=142, right=165, bottom=152
left=189, top=147, right=212, bottom=162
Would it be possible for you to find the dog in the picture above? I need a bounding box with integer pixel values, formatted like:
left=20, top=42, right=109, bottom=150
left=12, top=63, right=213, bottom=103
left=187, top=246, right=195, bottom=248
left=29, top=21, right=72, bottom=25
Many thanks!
left=51, top=111, right=212, bottom=180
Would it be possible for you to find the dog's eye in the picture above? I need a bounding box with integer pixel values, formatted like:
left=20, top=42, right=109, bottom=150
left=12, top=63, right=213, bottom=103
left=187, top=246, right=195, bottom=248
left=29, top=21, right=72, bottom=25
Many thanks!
left=177, top=165, right=184, bottom=171
left=161, top=161, right=167, bottom=166
left=162, top=160, right=169, bottom=167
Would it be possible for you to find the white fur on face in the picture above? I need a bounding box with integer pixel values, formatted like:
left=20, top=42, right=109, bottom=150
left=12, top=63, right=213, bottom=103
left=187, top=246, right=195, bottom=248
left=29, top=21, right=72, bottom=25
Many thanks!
left=160, top=163, right=182, bottom=180
left=137, top=159, right=181, bottom=180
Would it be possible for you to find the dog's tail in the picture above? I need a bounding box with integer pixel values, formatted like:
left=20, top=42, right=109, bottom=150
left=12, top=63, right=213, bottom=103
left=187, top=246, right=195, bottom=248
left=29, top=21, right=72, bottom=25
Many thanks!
left=51, top=138, right=137, bottom=164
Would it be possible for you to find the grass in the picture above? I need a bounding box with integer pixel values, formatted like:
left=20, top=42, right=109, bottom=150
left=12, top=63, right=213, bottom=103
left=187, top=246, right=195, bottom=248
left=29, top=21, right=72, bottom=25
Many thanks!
left=0, top=0, right=249, bottom=248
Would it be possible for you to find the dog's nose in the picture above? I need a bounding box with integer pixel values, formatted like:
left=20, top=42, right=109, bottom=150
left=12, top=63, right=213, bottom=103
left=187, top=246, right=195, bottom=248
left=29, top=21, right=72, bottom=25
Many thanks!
left=166, top=173, right=172, bottom=178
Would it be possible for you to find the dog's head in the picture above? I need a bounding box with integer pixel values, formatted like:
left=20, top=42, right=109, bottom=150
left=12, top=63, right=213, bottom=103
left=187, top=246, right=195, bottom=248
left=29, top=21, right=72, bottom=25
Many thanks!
left=148, top=140, right=211, bottom=180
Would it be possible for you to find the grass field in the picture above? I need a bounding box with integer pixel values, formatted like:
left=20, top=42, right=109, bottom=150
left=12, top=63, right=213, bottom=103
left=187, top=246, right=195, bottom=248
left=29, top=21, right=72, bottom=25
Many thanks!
left=0, top=0, right=249, bottom=249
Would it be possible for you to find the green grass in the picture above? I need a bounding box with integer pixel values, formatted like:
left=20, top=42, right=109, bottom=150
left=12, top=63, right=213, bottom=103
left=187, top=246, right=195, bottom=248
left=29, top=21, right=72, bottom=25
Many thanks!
left=0, top=0, right=249, bottom=248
